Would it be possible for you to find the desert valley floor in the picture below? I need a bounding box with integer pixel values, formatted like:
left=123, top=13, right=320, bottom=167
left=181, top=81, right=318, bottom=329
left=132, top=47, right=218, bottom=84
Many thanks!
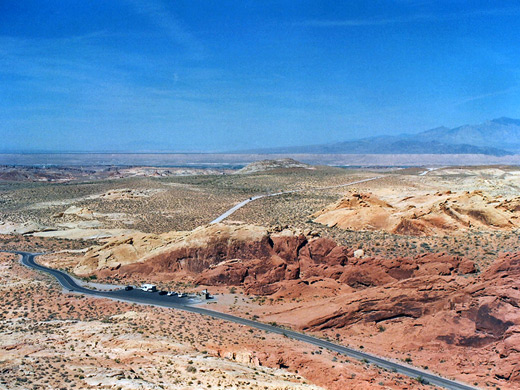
left=1, top=160, right=519, bottom=390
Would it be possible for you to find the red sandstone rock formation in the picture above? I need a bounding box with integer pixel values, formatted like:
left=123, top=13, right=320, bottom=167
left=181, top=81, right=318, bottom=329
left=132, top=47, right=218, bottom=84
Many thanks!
left=93, top=226, right=475, bottom=297
left=79, top=223, right=519, bottom=387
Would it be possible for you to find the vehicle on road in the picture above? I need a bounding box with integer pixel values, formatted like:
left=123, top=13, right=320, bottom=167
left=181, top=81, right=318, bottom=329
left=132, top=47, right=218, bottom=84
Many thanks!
left=158, top=290, right=167, bottom=295
left=14, top=251, right=480, bottom=390
left=125, top=285, right=133, bottom=291
left=167, top=291, right=176, bottom=296
left=177, top=292, right=187, bottom=298
left=141, top=284, right=157, bottom=292
left=201, top=289, right=212, bottom=300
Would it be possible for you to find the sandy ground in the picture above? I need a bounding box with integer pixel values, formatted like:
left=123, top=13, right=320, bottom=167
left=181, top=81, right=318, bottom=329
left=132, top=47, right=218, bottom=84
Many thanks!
left=0, top=252, right=433, bottom=390
left=2, top=164, right=520, bottom=389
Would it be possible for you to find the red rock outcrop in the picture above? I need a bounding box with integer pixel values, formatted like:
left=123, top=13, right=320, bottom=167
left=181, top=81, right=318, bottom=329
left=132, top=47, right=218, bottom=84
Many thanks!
left=297, top=252, right=517, bottom=334
left=84, top=223, right=475, bottom=297
left=275, top=252, right=520, bottom=386
left=197, top=243, right=475, bottom=296
left=77, top=223, right=519, bottom=387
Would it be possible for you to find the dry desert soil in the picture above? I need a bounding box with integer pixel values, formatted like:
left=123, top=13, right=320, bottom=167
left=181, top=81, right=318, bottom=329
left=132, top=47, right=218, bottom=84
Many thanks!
left=1, top=162, right=520, bottom=389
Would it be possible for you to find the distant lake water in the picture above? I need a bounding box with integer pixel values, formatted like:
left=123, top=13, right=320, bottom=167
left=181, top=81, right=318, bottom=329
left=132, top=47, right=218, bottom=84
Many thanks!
left=0, top=153, right=519, bottom=167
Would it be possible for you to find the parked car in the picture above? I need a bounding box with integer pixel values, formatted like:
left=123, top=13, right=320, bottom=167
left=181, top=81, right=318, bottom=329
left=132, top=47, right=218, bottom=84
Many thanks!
left=125, top=285, right=133, bottom=291
left=141, top=284, right=157, bottom=292
left=167, top=291, right=176, bottom=296
left=158, top=290, right=167, bottom=295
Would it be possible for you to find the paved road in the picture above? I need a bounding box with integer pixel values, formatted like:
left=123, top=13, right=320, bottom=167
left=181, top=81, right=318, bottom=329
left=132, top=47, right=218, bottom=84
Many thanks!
left=14, top=251, right=201, bottom=305
left=13, top=251, right=479, bottom=390
left=210, top=176, right=384, bottom=224
left=419, top=167, right=443, bottom=176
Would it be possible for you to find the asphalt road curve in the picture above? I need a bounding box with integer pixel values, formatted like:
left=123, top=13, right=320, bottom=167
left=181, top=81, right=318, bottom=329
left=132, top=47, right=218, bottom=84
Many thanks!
left=14, top=251, right=479, bottom=390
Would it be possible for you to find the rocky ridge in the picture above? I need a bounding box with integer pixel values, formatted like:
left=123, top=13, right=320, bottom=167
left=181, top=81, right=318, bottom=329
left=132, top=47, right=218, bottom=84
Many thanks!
left=77, top=223, right=475, bottom=294
left=312, top=190, right=520, bottom=236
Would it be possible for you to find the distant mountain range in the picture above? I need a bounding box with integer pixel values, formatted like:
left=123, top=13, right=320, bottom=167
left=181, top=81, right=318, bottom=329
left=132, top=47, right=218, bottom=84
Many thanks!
left=241, top=117, right=520, bottom=156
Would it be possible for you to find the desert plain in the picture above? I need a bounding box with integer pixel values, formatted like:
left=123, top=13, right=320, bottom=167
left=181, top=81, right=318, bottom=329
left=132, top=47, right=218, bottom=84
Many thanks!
left=1, top=159, right=519, bottom=389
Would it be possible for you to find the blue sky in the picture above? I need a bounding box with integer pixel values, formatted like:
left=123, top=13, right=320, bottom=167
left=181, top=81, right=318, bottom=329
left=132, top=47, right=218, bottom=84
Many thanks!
left=2, top=0, right=520, bottom=152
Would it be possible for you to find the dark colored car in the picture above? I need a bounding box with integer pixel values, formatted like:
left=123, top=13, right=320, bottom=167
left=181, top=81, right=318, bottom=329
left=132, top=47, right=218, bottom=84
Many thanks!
left=125, top=286, right=133, bottom=291
left=158, top=290, right=167, bottom=295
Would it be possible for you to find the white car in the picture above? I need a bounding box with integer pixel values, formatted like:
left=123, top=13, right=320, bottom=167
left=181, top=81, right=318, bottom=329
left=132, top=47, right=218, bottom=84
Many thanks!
left=141, top=284, right=157, bottom=292
left=167, top=291, right=176, bottom=296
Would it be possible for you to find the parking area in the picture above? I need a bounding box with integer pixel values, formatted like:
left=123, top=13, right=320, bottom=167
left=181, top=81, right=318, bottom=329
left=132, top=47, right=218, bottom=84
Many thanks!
left=103, top=286, right=207, bottom=305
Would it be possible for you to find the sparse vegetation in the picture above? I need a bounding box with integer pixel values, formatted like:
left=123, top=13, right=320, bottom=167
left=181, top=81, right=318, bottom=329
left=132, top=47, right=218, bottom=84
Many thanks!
left=1, top=164, right=518, bottom=390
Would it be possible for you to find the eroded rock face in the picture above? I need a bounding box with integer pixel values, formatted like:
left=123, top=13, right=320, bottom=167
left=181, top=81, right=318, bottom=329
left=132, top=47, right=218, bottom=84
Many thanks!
left=80, top=223, right=475, bottom=297
left=312, top=190, right=520, bottom=236
left=78, top=223, right=520, bottom=385
left=197, top=243, right=474, bottom=296
left=76, top=223, right=268, bottom=275
left=296, top=252, right=520, bottom=385
left=300, top=252, right=518, bottom=330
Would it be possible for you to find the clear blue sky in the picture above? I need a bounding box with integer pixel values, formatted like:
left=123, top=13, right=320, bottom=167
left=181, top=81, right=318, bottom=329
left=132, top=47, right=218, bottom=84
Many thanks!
left=2, top=0, right=520, bottom=152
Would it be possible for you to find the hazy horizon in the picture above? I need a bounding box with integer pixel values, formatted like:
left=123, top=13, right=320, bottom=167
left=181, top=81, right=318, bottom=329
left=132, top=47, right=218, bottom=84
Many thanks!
left=1, top=116, right=517, bottom=154
left=3, top=1, right=520, bottom=152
